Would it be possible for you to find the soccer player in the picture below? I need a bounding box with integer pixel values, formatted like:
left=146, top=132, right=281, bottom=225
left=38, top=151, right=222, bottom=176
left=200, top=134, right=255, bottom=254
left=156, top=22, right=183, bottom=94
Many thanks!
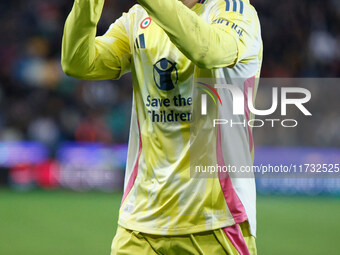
left=62, top=0, right=262, bottom=254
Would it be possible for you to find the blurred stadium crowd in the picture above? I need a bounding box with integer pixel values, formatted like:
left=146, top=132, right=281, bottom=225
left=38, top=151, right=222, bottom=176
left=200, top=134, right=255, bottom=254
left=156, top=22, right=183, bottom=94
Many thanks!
left=0, top=0, right=339, bottom=151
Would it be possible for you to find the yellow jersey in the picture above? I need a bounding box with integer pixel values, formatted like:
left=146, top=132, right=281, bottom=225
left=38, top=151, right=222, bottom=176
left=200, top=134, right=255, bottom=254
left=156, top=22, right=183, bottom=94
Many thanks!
left=62, top=0, right=262, bottom=236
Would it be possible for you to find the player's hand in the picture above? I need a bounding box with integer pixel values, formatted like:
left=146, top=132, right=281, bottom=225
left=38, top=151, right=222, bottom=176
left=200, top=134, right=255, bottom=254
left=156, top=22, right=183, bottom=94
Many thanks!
left=179, top=0, right=197, bottom=8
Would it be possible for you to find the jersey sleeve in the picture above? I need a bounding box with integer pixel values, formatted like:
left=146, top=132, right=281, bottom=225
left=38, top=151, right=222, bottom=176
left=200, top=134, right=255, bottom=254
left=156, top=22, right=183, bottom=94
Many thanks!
left=137, top=0, right=256, bottom=69
left=210, top=0, right=259, bottom=63
left=61, top=0, right=131, bottom=80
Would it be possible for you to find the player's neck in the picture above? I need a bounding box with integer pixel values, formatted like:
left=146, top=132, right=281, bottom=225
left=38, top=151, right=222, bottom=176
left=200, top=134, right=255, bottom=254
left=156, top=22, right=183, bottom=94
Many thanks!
left=180, top=0, right=199, bottom=9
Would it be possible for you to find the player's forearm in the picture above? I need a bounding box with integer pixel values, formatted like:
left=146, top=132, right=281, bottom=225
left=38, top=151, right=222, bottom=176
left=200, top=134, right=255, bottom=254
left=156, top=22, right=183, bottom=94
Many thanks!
left=61, top=0, right=105, bottom=79
left=137, top=0, right=238, bottom=69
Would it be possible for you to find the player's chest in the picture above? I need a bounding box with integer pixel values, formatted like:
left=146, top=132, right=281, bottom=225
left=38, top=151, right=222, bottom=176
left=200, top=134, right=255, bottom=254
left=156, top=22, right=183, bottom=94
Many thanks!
left=131, top=17, right=194, bottom=78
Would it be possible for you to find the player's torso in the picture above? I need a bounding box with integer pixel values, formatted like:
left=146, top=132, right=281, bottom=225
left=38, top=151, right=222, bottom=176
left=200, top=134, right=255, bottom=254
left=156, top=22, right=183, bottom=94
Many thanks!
left=127, top=6, right=204, bottom=175
left=119, top=2, right=262, bottom=235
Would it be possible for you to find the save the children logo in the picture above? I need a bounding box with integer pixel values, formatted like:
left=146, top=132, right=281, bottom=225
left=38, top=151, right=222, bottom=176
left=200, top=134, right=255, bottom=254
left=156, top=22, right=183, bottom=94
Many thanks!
left=153, top=58, right=178, bottom=91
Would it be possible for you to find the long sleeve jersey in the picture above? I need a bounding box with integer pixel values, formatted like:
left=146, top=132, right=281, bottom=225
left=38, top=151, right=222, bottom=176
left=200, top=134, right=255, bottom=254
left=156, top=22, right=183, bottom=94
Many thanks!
left=62, top=0, right=262, bottom=236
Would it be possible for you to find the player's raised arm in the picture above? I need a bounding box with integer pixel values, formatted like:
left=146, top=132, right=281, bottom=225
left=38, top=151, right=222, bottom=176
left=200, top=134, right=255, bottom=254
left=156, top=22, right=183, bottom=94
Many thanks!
left=137, top=0, right=253, bottom=69
left=61, top=0, right=131, bottom=80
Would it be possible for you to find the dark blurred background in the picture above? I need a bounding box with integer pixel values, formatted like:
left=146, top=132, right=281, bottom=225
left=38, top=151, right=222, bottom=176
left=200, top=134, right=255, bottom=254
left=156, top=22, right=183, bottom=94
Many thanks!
left=0, top=0, right=339, bottom=151
left=0, top=1, right=339, bottom=255
left=0, top=0, right=340, bottom=152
